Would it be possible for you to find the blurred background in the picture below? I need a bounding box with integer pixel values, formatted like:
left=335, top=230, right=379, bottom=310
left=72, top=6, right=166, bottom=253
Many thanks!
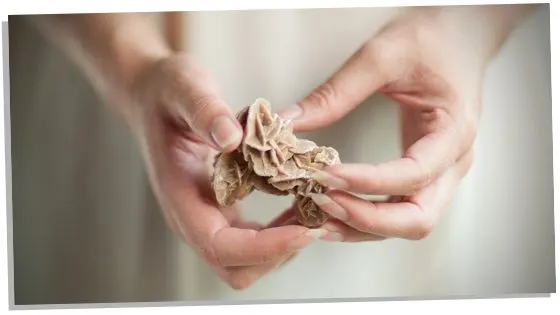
left=8, top=4, right=555, bottom=305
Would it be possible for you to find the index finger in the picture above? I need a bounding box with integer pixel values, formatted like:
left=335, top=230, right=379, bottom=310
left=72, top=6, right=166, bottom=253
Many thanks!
left=278, top=40, right=392, bottom=132
left=312, top=129, right=460, bottom=196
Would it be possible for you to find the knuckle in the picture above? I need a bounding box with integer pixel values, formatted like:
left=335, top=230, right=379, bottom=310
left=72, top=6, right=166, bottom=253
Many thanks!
left=366, top=41, right=394, bottom=68
left=456, top=115, right=478, bottom=147
left=361, top=38, right=379, bottom=55
left=458, top=149, right=475, bottom=177
left=358, top=40, right=381, bottom=65
left=200, top=246, right=222, bottom=267
left=158, top=68, right=194, bottom=110
left=455, top=102, right=480, bottom=148
left=158, top=58, right=223, bottom=124
left=160, top=54, right=201, bottom=83
left=188, top=94, right=223, bottom=126
left=190, top=94, right=219, bottom=112
left=363, top=222, right=379, bottom=235
left=405, top=181, right=425, bottom=196
left=162, top=59, right=193, bottom=89
left=247, top=250, right=271, bottom=266
left=359, top=215, right=380, bottom=235
left=365, top=37, right=404, bottom=75
left=407, top=157, right=432, bottom=191
left=465, top=150, right=475, bottom=170
left=464, top=122, right=478, bottom=148
left=307, top=82, right=338, bottom=112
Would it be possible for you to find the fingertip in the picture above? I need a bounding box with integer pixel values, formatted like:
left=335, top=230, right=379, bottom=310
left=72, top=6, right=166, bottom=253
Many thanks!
left=277, top=104, right=303, bottom=121
left=277, top=102, right=332, bottom=132
left=225, top=270, right=255, bottom=291
left=310, top=168, right=349, bottom=190
left=310, top=192, right=349, bottom=222
left=286, top=228, right=328, bottom=251
left=305, top=228, right=329, bottom=240
left=320, top=229, right=345, bottom=242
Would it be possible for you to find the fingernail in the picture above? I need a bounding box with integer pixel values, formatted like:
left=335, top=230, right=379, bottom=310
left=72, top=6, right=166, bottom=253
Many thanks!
left=279, top=104, right=303, bottom=120
left=211, top=115, right=243, bottom=150
left=287, top=228, right=328, bottom=251
left=321, top=231, right=344, bottom=242
left=310, top=193, right=349, bottom=221
left=306, top=228, right=329, bottom=239
left=311, top=170, right=348, bottom=190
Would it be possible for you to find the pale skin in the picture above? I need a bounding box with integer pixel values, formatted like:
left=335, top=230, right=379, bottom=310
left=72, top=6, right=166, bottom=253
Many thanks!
left=277, top=5, right=537, bottom=242
left=33, top=4, right=536, bottom=290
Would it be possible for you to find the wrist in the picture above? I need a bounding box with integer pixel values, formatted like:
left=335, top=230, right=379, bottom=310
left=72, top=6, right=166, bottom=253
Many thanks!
left=111, top=51, right=171, bottom=134
left=89, top=15, right=173, bottom=129
left=108, top=20, right=172, bottom=98
left=42, top=14, right=173, bottom=127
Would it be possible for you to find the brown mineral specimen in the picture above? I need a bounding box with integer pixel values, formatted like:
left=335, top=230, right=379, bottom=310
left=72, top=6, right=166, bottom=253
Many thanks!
left=211, top=98, right=341, bottom=228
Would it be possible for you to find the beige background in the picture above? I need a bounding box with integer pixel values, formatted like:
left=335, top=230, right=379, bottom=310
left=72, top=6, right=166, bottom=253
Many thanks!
left=9, top=4, right=555, bottom=304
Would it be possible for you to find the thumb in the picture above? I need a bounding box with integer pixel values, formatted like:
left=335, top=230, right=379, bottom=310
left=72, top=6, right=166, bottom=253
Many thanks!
left=160, top=56, right=243, bottom=153
left=278, top=41, right=390, bottom=132
left=178, top=93, right=243, bottom=153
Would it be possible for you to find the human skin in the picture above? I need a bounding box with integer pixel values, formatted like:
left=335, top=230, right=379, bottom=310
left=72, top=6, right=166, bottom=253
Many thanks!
left=32, top=13, right=330, bottom=291
left=278, top=4, right=537, bottom=242
left=30, top=4, right=536, bottom=290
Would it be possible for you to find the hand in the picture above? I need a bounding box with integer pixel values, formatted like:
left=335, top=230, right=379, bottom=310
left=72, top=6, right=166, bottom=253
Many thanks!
left=278, top=8, right=505, bottom=242
left=126, top=53, right=327, bottom=289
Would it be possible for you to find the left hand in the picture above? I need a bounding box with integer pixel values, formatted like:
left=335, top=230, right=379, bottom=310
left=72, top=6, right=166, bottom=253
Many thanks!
left=127, top=54, right=327, bottom=289
left=278, top=8, right=483, bottom=242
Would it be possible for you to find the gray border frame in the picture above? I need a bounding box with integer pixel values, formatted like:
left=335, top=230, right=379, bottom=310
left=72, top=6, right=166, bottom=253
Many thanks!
left=2, top=5, right=556, bottom=309
left=3, top=20, right=16, bottom=310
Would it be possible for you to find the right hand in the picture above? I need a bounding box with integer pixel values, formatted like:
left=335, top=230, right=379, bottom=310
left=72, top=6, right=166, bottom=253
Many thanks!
left=278, top=8, right=482, bottom=242
left=123, top=53, right=330, bottom=290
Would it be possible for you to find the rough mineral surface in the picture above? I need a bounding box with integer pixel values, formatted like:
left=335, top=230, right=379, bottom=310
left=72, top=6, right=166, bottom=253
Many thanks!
left=211, top=98, right=341, bottom=228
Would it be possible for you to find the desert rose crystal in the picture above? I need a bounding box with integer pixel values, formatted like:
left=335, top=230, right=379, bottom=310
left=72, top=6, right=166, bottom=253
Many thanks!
left=211, top=98, right=341, bottom=228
